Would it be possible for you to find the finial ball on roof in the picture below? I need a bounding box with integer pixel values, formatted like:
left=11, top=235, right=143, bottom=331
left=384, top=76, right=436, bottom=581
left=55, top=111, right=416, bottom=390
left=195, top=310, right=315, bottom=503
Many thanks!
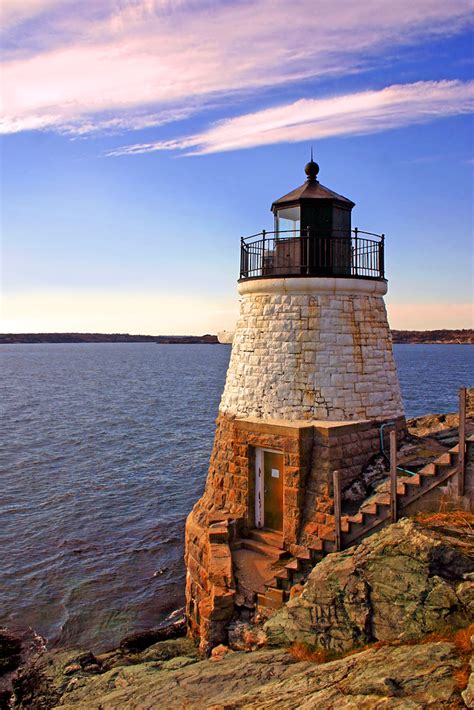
left=304, top=159, right=319, bottom=181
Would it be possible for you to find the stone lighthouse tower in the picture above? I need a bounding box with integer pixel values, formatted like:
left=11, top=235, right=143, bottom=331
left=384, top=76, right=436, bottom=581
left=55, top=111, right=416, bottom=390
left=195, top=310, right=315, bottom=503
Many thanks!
left=185, top=158, right=405, bottom=653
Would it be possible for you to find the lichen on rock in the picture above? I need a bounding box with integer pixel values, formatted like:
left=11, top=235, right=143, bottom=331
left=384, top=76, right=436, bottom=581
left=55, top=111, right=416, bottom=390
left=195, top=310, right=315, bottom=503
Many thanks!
left=264, top=518, right=474, bottom=652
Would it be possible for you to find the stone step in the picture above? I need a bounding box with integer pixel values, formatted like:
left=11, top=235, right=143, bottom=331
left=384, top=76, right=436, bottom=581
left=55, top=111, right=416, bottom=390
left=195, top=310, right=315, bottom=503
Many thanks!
left=308, top=538, right=324, bottom=552
left=296, top=549, right=311, bottom=563
left=285, top=558, right=299, bottom=571
left=273, top=568, right=291, bottom=591
left=419, top=463, right=437, bottom=476
left=248, top=528, right=284, bottom=548
left=361, top=502, right=378, bottom=515
left=208, top=525, right=229, bottom=543
left=264, top=587, right=287, bottom=604
left=402, top=474, right=421, bottom=488
left=319, top=528, right=336, bottom=542
left=342, top=511, right=391, bottom=547
left=256, top=592, right=283, bottom=610
left=237, top=538, right=284, bottom=559
left=436, top=452, right=454, bottom=466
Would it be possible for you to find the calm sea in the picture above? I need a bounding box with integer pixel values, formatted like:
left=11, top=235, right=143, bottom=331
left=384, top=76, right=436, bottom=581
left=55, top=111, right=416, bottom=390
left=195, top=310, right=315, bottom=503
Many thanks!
left=1, top=343, right=472, bottom=650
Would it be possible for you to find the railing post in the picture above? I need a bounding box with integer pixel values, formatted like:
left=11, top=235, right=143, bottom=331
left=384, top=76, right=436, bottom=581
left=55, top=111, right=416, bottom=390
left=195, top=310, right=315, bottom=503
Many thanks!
left=333, top=470, right=342, bottom=551
left=261, top=229, right=266, bottom=276
left=354, top=227, right=358, bottom=276
left=458, top=386, right=466, bottom=497
left=380, top=234, right=385, bottom=279
left=390, top=429, right=398, bottom=522
left=240, top=236, right=244, bottom=279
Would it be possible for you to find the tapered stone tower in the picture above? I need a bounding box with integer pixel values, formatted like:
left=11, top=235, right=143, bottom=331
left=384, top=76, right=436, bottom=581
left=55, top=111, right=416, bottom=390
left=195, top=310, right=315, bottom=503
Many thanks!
left=185, top=158, right=405, bottom=653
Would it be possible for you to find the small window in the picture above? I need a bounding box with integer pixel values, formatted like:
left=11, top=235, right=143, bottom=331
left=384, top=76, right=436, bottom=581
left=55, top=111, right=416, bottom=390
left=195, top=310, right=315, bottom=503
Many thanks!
left=275, top=205, right=300, bottom=237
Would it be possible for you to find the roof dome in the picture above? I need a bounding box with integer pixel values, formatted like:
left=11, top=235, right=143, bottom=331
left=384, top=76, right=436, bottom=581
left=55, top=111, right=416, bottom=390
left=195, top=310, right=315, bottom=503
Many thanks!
left=304, top=159, right=319, bottom=182
left=271, top=158, right=355, bottom=211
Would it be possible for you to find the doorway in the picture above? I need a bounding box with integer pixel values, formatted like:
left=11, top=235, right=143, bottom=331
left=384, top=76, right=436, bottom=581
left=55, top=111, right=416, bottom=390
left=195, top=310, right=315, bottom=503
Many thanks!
left=255, top=448, right=284, bottom=532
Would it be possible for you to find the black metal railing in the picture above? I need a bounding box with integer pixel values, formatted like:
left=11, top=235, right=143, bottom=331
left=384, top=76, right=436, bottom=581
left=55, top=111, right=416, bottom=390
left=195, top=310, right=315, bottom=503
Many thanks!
left=239, top=228, right=385, bottom=281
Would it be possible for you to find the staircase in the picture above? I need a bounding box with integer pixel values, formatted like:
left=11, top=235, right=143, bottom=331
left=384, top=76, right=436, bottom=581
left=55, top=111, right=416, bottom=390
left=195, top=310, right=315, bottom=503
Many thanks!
left=255, top=443, right=461, bottom=611
left=340, top=443, right=459, bottom=548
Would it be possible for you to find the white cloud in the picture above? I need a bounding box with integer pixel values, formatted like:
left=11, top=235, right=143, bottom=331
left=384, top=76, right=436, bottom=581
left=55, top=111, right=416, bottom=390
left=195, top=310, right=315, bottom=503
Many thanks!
left=107, top=80, right=474, bottom=155
left=1, top=0, right=473, bottom=136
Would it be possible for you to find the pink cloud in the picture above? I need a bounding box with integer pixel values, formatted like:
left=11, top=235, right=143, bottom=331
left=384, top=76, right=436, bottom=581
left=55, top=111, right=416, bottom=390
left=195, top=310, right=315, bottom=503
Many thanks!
left=1, top=0, right=473, bottom=136
left=107, top=80, right=474, bottom=155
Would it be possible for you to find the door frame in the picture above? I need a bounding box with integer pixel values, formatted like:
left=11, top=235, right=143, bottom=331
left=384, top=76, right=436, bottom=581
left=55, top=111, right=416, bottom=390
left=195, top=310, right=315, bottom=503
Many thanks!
left=254, top=446, right=284, bottom=529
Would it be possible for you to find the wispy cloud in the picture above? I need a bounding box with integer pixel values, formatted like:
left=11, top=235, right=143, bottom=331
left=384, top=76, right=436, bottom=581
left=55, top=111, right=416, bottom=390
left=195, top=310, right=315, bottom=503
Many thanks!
left=0, top=0, right=67, bottom=30
left=107, top=80, right=474, bottom=155
left=1, top=0, right=473, bottom=136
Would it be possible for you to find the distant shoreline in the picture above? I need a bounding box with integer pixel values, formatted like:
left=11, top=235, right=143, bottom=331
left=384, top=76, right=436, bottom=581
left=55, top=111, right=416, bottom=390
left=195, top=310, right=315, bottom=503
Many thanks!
left=0, top=329, right=472, bottom=345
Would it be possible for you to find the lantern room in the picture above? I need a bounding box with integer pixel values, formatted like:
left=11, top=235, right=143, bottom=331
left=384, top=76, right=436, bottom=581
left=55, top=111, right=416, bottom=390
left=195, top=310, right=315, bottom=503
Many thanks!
left=240, top=158, right=385, bottom=281
left=271, top=158, right=354, bottom=239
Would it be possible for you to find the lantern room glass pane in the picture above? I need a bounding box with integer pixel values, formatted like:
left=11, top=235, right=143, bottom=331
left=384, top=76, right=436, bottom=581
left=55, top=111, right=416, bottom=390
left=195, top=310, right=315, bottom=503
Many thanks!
left=275, top=206, right=300, bottom=236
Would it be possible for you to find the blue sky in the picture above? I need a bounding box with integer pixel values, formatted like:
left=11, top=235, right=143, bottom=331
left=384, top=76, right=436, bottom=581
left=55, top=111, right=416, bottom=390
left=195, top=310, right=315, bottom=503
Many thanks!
left=1, top=0, right=473, bottom=333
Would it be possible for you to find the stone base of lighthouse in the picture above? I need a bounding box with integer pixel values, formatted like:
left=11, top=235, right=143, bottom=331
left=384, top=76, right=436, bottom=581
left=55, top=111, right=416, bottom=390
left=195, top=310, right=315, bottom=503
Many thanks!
left=185, top=276, right=407, bottom=653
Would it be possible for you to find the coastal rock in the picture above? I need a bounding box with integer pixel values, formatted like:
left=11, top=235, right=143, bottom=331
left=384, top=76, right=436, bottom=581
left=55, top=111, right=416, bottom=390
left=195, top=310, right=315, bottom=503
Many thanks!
left=264, top=518, right=474, bottom=651
left=119, top=609, right=186, bottom=653
left=11, top=637, right=198, bottom=709
left=227, top=621, right=266, bottom=651
left=0, top=630, right=22, bottom=676
left=17, top=642, right=467, bottom=708
left=0, top=629, right=46, bottom=710
left=462, top=636, right=474, bottom=707
left=138, top=638, right=198, bottom=664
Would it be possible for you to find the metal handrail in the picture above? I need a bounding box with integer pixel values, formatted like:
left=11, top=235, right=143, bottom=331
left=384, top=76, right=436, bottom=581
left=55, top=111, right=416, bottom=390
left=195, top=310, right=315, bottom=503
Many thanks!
left=239, top=228, right=385, bottom=281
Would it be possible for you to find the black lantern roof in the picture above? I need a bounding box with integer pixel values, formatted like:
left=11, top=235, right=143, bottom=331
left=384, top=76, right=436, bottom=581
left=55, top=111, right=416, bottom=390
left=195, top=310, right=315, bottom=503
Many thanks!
left=271, top=159, right=355, bottom=212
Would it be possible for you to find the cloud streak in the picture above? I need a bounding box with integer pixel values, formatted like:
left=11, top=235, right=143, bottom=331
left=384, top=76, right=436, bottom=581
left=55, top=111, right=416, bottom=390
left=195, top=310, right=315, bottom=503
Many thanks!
left=107, top=80, right=474, bottom=155
left=1, top=0, right=473, bottom=136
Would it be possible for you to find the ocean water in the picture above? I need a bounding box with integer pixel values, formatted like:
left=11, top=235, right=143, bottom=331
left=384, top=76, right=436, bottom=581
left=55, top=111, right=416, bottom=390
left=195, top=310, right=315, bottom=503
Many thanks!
left=1, top=343, right=472, bottom=650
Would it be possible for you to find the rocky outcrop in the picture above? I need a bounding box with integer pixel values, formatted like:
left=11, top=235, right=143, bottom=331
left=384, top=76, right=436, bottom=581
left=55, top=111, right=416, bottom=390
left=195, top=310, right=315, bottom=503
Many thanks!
left=12, top=641, right=469, bottom=709
left=463, top=636, right=474, bottom=707
left=9, top=517, right=474, bottom=708
left=264, top=517, right=473, bottom=651
left=0, top=629, right=46, bottom=710
left=12, top=638, right=199, bottom=709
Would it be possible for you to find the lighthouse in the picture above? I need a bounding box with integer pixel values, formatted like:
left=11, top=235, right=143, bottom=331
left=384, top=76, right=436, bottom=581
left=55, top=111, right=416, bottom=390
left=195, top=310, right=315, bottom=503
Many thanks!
left=185, top=158, right=406, bottom=653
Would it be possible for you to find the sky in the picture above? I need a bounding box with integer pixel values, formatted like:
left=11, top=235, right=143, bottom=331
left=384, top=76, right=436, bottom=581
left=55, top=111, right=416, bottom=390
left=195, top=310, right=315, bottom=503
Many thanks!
left=0, top=0, right=473, bottom=334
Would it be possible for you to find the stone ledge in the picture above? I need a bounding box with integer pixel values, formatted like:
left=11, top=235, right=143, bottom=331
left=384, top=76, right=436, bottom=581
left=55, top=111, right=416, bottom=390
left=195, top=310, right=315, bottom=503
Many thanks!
left=234, top=416, right=314, bottom=438
left=233, top=415, right=405, bottom=439
left=238, top=276, right=388, bottom=297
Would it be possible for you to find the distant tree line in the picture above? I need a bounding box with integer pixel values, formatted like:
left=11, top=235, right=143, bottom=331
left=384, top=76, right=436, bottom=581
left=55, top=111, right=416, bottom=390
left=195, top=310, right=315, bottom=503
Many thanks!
left=0, top=330, right=472, bottom=344
left=0, top=333, right=219, bottom=344
left=391, top=329, right=473, bottom=344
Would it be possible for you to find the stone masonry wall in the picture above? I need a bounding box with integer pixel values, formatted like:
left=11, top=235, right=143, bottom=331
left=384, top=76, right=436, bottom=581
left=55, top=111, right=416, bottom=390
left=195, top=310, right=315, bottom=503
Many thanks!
left=220, top=289, right=404, bottom=422
left=185, top=511, right=236, bottom=655
left=185, top=413, right=406, bottom=649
